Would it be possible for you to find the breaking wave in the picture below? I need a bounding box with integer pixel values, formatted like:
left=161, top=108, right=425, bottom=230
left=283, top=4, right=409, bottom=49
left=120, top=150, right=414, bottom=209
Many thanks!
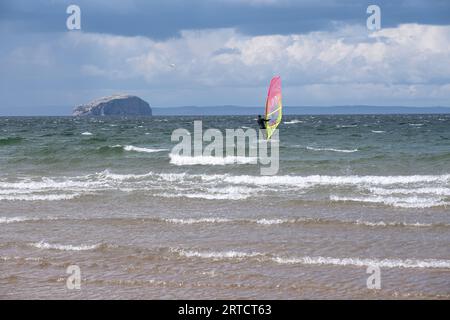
left=306, top=146, right=358, bottom=153
left=284, top=120, right=303, bottom=124
left=30, top=241, right=101, bottom=251
left=123, top=145, right=168, bottom=153
left=330, top=195, right=446, bottom=209
left=161, top=216, right=445, bottom=228
left=169, top=154, right=257, bottom=166
left=0, top=216, right=59, bottom=224
left=0, top=193, right=82, bottom=201
left=0, top=171, right=448, bottom=208
left=164, top=218, right=231, bottom=224
left=271, top=256, right=450, bottom=269
left=172, top=248, right=261, bottom=260
left=171, top=248, right=450, bottom=269
left=2, top=215, right=444, bottom=229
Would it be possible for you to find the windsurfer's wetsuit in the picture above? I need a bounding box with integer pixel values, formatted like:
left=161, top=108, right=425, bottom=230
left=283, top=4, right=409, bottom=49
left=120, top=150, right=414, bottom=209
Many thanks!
left=257, top=116, right=270, bottom=130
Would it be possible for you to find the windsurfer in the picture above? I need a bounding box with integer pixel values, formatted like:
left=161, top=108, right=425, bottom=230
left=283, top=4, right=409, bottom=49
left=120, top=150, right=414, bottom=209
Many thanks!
left=257, top=115, right=269, bottom=130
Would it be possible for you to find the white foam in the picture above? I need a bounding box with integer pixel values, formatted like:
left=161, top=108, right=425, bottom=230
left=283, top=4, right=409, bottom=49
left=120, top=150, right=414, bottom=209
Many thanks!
left=371, top=130, right=386, bottom=133
left=306, top=146, right=358, bottom=153
left=369, top=187, right=450, bottom=196
left=221, top=173, right=450, bottom=187
left=255, top=218, right=292, bottom=225
left=30, top=241, right=100, bottom=251
left=169, top=154, right=257, bottom=166
left=96, top=169, right=154, bottom=181
left=330, top=195, right=446, bottom=208
left=158, top=192, right=251, bottom=200
left=0, top=177, right=104, bottom=190
left=172, top=248, right=450, bottom=269
left=164, top=217, right=296, bottom=225
left=0, top=217, right=30, bottom=224
left=173, top=248, right=261, bottom=259
left=123, top=145, right=168, bottom=153
left=2, top=171, right=449, bottom=205
left=4, top=171, right=449, bottom=190
left=165, top=218, right=231, bottom=224
left=0, top=194, right=81, bottom=201
left=0, top=216, right=59, bottom=224
left=272, top=256, right=450, bottom=269
left=81, top=132, right=93, bottom=136
left=177, top=186, right=256, bottom=200
left=284, top=120, right=303, bottom=124
left=355, top=220, right=433, bottom=227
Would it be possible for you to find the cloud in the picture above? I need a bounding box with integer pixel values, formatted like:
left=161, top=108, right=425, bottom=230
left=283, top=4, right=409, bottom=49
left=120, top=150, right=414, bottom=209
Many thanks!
left=65, top=23, right=450, bottom=87
left=1, top=23, right=450, bottom=111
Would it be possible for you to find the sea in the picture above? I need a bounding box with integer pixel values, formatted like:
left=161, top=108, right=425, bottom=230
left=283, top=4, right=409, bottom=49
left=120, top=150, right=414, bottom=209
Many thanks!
left=0, top=114, right=449, bottom=299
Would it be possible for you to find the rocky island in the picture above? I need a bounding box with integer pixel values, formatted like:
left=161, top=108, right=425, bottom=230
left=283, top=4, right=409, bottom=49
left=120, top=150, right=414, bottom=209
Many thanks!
left=73, top=94, right=152, bottom=116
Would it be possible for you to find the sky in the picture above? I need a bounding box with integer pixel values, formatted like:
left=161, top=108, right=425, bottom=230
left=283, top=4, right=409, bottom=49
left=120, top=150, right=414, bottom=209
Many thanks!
left=0, top=0, right=449, bottom=115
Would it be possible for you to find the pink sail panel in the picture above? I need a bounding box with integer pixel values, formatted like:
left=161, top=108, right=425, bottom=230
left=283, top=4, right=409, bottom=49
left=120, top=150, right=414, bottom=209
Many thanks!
left=264, top=76, right=282, bottom=139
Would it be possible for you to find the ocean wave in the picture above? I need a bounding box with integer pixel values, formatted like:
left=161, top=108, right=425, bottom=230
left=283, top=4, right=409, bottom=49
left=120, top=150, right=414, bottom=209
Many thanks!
left=171, top=248, right=450, bottom=269
left=172, top=248, right=261, bottom=260
left=330, top=195, right=446, bottom=208
left=0, top=217, right=34, bottom=224
left=255, top=218, right=293, bottom=225
left=157, top=185, right=257, bottom=200
left=164, top=218, right=231, bottom=224
left=168, top=217, right=293, bottom=225
left=157, top=192, right=251, bottom=200
left=306, top=146, right=358, bottom=153
left=161, top=216, right=444, bottom=228
left=2, top=215, right=445, bottom=229
left=371, top=130, right=386, bottom=133
left=221, top=173, right=450, bottom=187
left=284, top=120, right=303, bottom=124
left=0, top=216, right=59, bottom=224
left=96, top=145, right=125, bottom=155
left=123, top=145, right=168, bottom=153
left=3, top=170, right=449, bottom=189
left=369, top=187, right=450, bottom=196
left=96, top=145, right=168, bottom=154
left=81, top=132, right=93, bottom=136
left=1, top=171, right=448, bottom=206
left=0, top=193, right=81, bottom=201
left=30, top=240, right=101, bottom=251
left=169, top=154, right=257, bottom=166
left=0, top=137, right=23, bottom=145
left=271, top=256, right=450, bottom=269
left=355, top=220, right=433, bottom=227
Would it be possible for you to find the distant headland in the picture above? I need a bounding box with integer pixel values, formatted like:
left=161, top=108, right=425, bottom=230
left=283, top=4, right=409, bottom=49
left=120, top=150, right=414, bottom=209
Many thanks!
left=73, top=94, right=152, bottom=116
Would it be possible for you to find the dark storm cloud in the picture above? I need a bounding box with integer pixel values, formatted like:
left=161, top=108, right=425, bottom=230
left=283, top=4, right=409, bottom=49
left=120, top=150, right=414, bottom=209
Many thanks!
left=1, top=0, right=449, bottom=39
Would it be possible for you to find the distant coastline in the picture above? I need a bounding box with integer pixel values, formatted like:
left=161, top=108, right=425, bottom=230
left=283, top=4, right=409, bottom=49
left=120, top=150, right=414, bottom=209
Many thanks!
left=152, top=106, right=450, bottom=116
left=2, top=105, right=450, bottom=116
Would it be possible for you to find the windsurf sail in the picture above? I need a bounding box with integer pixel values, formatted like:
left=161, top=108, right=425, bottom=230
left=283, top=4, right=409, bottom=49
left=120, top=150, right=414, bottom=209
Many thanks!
left=264, top=76, right=282, bottom=140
